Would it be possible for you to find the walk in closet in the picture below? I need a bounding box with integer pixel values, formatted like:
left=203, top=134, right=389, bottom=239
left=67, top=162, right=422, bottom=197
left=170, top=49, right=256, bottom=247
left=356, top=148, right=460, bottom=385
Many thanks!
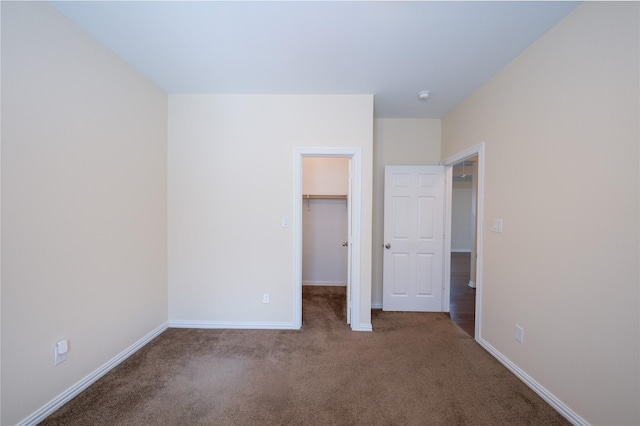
left=302, top=157, right=349, bottom=286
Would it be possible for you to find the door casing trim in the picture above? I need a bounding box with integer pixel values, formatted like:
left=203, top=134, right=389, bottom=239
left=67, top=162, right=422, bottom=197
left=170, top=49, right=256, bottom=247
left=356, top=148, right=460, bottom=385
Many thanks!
left=293, top=147, right=362, bottom=331
left=441, top=142, right=485, bottom=341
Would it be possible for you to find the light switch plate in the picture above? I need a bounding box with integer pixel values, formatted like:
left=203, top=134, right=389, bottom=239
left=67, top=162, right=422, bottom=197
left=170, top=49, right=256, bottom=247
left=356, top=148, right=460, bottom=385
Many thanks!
left=54, top=345, right=67, bottom=366
left=515, top=325, right=524, bottom=343
left=492, top=218, right=503, bottom=233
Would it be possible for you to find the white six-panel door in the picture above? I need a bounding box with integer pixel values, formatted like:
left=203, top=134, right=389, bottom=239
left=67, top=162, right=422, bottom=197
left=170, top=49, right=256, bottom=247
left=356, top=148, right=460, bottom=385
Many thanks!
left=383, top=166, right=445, bottom=311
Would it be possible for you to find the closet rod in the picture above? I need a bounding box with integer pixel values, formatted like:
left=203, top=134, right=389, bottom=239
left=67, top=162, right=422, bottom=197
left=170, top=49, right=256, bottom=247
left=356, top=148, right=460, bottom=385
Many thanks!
left=302, top=194, right=347, bottom=200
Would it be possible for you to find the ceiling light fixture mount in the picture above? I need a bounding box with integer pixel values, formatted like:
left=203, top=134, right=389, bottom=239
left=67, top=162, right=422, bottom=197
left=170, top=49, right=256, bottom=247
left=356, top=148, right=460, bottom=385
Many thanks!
left=418, top=90, right=431, bottom=101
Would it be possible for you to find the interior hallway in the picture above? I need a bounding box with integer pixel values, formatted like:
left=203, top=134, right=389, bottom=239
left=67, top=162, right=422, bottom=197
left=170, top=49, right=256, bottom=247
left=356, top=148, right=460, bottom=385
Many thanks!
left=448, top=252, right=476, bottom=336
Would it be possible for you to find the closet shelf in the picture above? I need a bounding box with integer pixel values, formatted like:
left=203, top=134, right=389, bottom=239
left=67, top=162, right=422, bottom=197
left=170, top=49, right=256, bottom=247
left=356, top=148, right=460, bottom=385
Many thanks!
left=302, top=194, right=347, bottom=200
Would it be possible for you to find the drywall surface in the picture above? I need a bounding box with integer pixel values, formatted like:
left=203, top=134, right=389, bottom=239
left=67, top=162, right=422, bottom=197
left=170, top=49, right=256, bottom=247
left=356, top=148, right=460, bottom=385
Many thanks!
left=302, top=199, right=348, bottom=286
left=168, top=95, right=373, bottom=326
left=451, top=180, right=474, bottom=251
left=441, top=2, right=639, bottom=424
left=372, top=119, right=441, bottom=306
left=1, top=2, right=168, bottom=425
left=302, top=157, right=349, bottom=196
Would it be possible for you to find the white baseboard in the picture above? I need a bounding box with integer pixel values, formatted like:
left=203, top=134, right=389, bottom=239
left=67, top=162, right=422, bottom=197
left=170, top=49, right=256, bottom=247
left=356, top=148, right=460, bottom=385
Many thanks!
left=353, top=323, right=373, bottom=332
left=169, top=320, right=297, bottom=330
left=451, top=249, right=472, bottom=253
left=371, top=303, right=382, bottom=309
left=478, top=338, right=588, bottom=426
left=19, top=322, right=168, bottom=426
left=302, top=281, right=347, bottom=286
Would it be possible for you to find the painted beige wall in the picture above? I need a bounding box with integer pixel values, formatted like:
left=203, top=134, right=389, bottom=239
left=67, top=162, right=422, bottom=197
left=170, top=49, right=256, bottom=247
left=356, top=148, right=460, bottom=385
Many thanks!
left=441, top=3, right=639, bottom=424
left=168, top=95, right=373, bottom=327
left=1, top=2, right=168, bottom=425
left=302, top=157, right=349, bottom=195
left=372, top=119, right=441, bottom=306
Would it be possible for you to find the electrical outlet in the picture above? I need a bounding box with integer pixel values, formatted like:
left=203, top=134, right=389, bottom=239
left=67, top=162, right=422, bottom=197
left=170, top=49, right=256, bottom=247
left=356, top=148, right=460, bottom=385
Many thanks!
left=515, top=325, right=524, bottom=343
left=263, top=293, right=270, bottom=304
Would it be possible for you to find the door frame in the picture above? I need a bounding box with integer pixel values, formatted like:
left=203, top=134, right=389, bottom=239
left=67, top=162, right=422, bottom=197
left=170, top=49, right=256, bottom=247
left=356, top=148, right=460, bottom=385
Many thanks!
left=442, top=142, right=485, bottom=341
left=293, top=147, right=362, bottom=331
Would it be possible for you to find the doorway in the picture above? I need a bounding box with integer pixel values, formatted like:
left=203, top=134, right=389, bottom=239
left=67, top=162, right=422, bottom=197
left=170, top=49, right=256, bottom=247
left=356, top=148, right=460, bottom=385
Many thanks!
left=442, top=143, right=484, bottom=341
left=302, top=157, right=349, bottom=326
left=293, top=147, right=363, bottom=331
left=449, top=158, right=478, bottom=336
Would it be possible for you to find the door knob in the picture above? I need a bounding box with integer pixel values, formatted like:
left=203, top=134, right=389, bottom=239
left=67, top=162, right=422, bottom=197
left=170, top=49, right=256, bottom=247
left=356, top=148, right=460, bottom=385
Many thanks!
left=385, top=243, right=391, bottom=249
left=342, top=242, right=348, bottom=247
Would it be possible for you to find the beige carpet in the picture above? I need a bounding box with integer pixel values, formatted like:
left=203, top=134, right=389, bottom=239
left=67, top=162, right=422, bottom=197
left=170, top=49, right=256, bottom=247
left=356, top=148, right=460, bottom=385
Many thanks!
left=40, top=287, right=569, bottom=425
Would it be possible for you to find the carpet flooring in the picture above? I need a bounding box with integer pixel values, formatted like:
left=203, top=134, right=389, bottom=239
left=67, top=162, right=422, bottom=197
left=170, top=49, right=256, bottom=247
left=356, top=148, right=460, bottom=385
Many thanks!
left=40, top=286, right=569, bottom=425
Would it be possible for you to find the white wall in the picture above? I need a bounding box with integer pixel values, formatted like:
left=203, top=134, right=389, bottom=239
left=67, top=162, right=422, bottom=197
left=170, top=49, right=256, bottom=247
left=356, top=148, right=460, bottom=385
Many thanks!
left=451, top=180, right=473, bottom=252
left=441, top=3, right=639, bottom=424
left=168, top=95, right=373, bottom=327
left=302, top=199, right=348, bottom=286
left=1, top=3, right=168, bottom=425
left=372, top=119, right=441, bottom=306
left=302, top=158, right=349, bottom=286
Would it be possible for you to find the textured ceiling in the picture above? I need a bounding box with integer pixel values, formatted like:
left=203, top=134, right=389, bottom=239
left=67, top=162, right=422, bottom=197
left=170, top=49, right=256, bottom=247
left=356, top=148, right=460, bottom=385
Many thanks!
left=50, top=1, right=580, bottom=118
